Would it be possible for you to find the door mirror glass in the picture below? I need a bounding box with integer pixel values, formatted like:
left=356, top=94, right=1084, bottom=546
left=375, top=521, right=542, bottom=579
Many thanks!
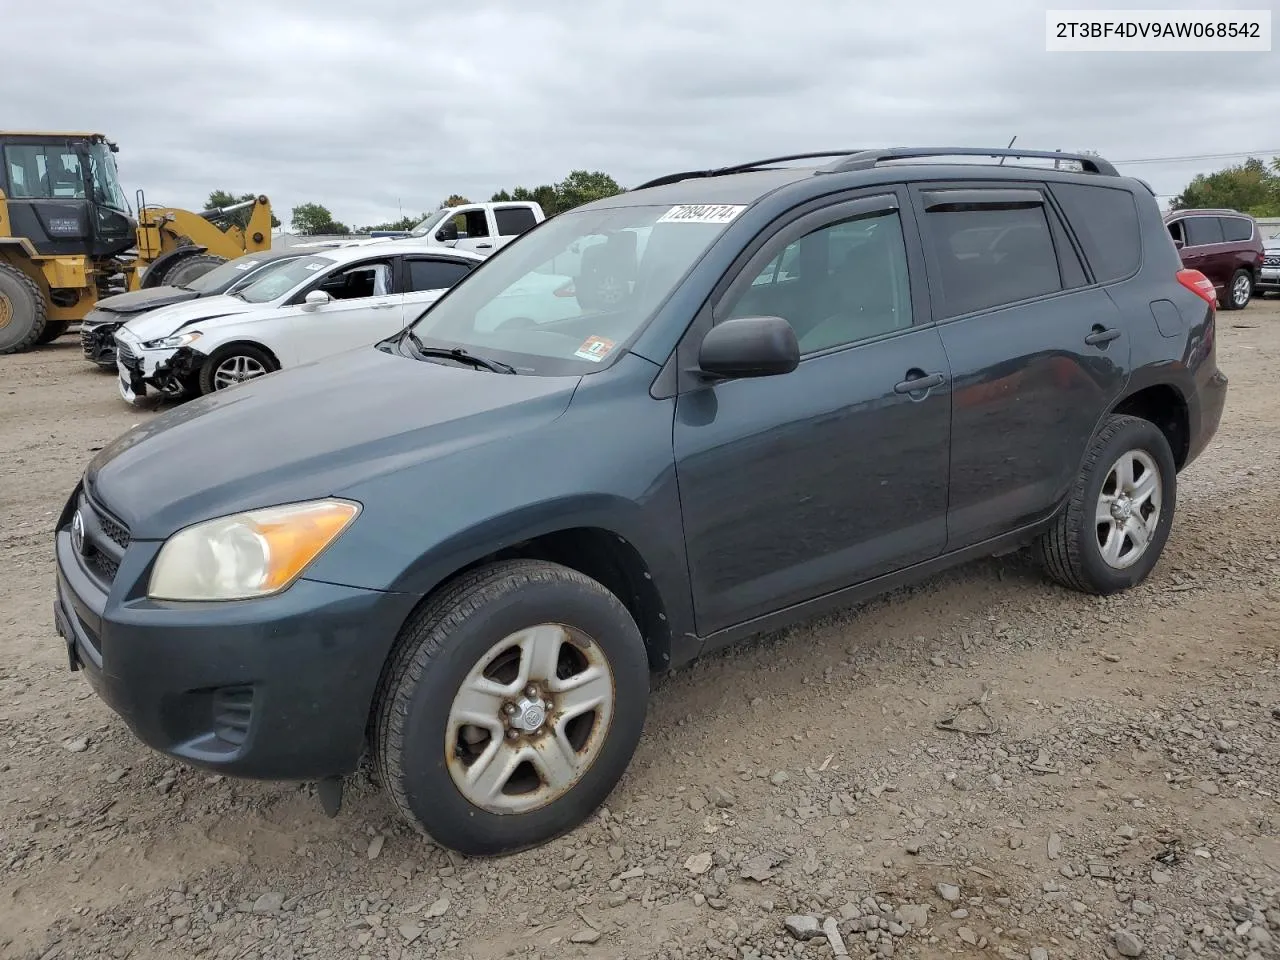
left=304, top=289, right=332, bottom=308
left=698, top=316, right=799, bottom=380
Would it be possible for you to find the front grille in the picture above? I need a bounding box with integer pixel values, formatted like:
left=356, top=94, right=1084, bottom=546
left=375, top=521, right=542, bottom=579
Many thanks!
left=86, top=551, right=119, bottom=582
left=93, top=506, right=130, bottom=549
left=1264, top=255, right=1280, bottom=267
left=81, top=321, right=120, bottom=361
left=76, top=491, right=131, bottom=587
left=212, top=687, right=255, bottom=746
left=116, top=341, right=141, bottom=374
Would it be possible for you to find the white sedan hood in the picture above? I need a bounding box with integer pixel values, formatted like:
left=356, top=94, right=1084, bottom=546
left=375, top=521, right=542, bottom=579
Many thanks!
left=120, top=295, right=258, bottom=342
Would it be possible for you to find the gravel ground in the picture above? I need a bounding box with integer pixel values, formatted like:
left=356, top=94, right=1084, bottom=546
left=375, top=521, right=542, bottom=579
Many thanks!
left=2, top=304, right=1279, bottom=960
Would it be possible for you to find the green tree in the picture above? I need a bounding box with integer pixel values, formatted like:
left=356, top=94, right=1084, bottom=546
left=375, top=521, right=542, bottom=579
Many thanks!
left=356, top=213, right=427, bottom=233
left=290, top=202, right=349, bottom=235
left=1171, top=157, right=1280, bottom=216
left=440, top=194, right=471, bottom=209
left=554, top=170, right=622, bottom=212
left=204, top=190, right=281, bottom=228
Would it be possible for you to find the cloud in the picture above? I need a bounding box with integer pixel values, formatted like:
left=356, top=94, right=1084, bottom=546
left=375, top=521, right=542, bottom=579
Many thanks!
left=7, top=0, right=1277, bottom=228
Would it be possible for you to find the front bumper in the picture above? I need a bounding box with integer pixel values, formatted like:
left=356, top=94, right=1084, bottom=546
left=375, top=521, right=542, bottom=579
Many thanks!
left=80, top=314, right=122, bottom=367
left=115, top=335, right=204, bottom=404
left=1256, top=268, right=1280, bottom=291
left=53, top=512, right=418, bottom=780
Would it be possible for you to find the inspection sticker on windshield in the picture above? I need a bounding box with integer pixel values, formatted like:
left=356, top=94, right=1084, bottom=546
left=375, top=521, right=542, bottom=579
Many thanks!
left=574, top=336, right=616, bottom=363
left=656, top=204, right=746, bottom=225
left=234, top=260, right=260, bottom=271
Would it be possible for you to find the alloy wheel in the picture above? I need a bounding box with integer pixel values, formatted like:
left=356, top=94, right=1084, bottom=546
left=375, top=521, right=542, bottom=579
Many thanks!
left=212, top=354, right=268, bottom=390
left=445, top=624, right=615, bottom=815
left=1095, top=449, right=1162, bottom=569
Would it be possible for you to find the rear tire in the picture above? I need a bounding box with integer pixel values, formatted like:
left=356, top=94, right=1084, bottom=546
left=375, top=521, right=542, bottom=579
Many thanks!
left=197, top=343, right=277, bottom=394
left=0, top=264, right=47, bottom=354
left=1039, top=415, right=1176, bottom=595
left=163, top=253, right=227, bottom=289
left=374, top=559, right=649, bottom=857
left=34, top=320, right=70, bottom=345
left=1222, top=268, right=1252, bottom=310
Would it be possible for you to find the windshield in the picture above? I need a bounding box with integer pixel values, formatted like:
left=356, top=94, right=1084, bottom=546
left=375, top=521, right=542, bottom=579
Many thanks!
left=184, top=254, right=298, bottom=293
left=409, top=210, right=452, bottom=238
left=87, top=143, right=128, bottom=211
left=406, top=203, right=743, bottom=375
left=234, top=254, right=334, bottom=303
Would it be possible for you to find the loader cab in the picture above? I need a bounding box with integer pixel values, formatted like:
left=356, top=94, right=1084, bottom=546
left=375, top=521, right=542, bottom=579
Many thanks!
left=0, top=132, right=135, bottom=259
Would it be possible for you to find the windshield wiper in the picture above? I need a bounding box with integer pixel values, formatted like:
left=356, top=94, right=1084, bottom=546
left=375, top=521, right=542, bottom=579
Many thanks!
left=403, top=331, right=517, bottom=374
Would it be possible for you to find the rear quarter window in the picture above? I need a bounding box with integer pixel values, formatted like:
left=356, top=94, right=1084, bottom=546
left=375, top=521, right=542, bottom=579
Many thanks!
left=1049, top=183, right=1141, bottom=283
left=1220, top=217, right=1255, bottom=243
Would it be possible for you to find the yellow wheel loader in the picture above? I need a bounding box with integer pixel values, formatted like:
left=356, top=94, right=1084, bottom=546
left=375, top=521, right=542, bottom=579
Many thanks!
left=0, top=132, right=272, bottom=354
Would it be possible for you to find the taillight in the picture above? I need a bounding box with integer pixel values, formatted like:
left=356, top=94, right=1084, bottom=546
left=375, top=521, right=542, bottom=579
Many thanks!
left=1177, top=268, right=1217, bottom=307
left=553, top=281, right=576, bottom=298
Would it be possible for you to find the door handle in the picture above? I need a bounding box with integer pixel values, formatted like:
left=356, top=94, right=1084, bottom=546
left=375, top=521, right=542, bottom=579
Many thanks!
left=371, top=302, right=396, bottom=309
left=1084, top=325, right=1122, bottom=346
left=893, top=370, right=946, bottom=394
left=476, top=242, right=494, bottom=249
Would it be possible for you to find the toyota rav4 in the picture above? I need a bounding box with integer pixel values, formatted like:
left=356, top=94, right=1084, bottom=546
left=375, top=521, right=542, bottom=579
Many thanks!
left=54, top=147, right=1227, bottom=857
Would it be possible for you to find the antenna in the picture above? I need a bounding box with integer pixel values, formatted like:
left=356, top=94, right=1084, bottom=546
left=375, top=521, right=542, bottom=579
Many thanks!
left=998, top=136, right=1017, bottom=165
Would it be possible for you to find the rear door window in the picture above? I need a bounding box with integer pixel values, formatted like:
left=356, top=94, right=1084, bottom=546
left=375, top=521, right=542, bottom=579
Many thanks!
left=405, top=258, right=473, bottom=292
left=1184, top=216, right=1225, bottom=246
left=494, top=206, right=539, bottom=237
left=1050, top=183, right=1141, bottom=282
left=1219, top=217, right=1254, bottom=242
left=921, top=199, right=1064, bottom=317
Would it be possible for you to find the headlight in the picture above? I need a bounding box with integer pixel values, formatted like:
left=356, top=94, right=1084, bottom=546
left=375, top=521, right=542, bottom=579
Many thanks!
left=148, top=499, right=360, bottom=601
left=143, top=331, right=202, bottom=349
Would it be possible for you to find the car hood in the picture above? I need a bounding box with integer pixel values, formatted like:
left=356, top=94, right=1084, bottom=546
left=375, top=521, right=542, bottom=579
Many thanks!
left=120, top=295, right=259, bottom=342
left=85, top=346, right=579, bottom=540
left=90, top=286, right=202, bottom=318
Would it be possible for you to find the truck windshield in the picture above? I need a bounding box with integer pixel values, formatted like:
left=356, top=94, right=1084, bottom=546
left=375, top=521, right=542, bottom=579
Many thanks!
left=87, top=143, right=128, bottom=211
left=410, top=210, right=451, bottom=238
left=405, top=203, right=744, bottom=375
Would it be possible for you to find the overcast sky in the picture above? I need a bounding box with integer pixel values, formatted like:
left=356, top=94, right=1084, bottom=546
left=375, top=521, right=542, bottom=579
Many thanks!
left=8, top=0, right=1278, bottom=230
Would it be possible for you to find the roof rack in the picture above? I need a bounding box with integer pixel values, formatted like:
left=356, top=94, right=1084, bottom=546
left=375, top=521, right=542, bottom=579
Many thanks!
left=633, top=151, right=863, bottom=190
left=817, top=147, right=1119, bottom=177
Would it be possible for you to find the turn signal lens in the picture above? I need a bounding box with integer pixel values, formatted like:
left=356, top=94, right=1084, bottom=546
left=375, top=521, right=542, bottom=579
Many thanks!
left=148, top=499, right=360, bottom=601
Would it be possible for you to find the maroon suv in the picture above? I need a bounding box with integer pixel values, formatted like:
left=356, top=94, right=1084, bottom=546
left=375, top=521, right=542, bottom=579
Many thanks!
left=1165, top=208, right=1264, bottom=310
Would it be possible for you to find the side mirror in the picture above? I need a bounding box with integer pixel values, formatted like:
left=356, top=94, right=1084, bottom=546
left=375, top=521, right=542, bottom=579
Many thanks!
left=303, top=290, right=332, bottom=309
left=1172, top=239, right=1185, bottom=250
left=697, top=316, right=799, bottom=380
left=436, top=222, right=459, bottom=244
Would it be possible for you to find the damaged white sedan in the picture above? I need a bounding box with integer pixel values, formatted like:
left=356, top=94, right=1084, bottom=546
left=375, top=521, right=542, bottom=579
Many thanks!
left=114, top=242, right=482, bottom=404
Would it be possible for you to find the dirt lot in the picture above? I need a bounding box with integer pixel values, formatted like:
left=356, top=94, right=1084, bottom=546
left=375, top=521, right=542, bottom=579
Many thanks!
left=2, top=305, right=1279, bottom=960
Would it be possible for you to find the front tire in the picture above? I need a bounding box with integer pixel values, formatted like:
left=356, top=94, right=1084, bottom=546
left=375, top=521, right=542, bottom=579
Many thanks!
left=1040, top=415, right=1176, bottom=595
left=197, top=343, right=277, bottom=394
left=0, top=263, right=47, bottom=354
left=1222, top=268, right=1252, bottom=310
left=374, top=560, right=649, bottom=857
left=164, top=253, right=227, bottom=289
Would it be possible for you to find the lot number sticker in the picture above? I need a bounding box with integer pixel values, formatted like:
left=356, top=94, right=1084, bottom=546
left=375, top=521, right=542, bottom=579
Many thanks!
left=657, top=204, right=746, bottom=225
left=574, top=336, right=617, bottom=363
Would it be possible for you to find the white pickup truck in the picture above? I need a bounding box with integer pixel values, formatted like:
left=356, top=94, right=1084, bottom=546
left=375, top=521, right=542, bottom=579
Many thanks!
left=365, top=201, right=545, bottom=255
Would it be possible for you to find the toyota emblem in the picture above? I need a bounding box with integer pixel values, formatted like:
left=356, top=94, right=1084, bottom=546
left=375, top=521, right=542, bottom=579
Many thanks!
left=71, top=510, right=87, bottom=555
